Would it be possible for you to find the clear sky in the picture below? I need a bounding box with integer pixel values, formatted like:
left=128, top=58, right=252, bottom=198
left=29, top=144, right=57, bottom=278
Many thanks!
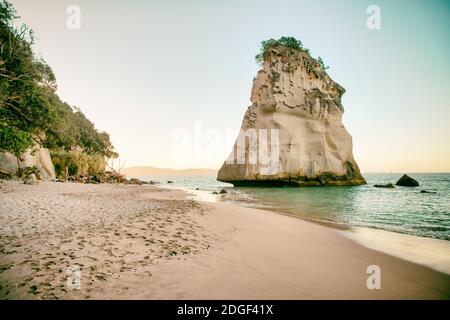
left=10, top=0, right=450, bottom=172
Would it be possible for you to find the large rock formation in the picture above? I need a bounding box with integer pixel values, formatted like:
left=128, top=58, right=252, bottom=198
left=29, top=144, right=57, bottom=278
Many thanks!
left=0, top=143, right=56, bottom=180
left=218, top=44, right=366, bottom=186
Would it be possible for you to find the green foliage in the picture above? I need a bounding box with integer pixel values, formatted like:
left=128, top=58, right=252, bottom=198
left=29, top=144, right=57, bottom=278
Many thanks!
left=255, top=36, right=309, bottom=65
left=0, top=122, right=33, bottom=155
left=67, top=162, right=78, bottom=176
left=51, top=149, right=106, bottom=179
left=317, top=57, right=329, bottom=70
left=0, top=1, right=117, bottom=160
left=254, top=36, right=329, bottom=71
left=16, top=165, right=40, bottom=179
left=0, top=0, right=16, bottom=22
left=0, top=1, right=57, bottom=137
left=43, top=95, right=117, bottom=158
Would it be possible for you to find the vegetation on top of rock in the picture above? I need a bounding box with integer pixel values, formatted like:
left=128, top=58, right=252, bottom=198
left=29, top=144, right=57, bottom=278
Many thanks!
left=255, top=36, right=329, bottom=71
left=0, top=1, right=116, bottom=160
left=317, top=57, right=329, bottom=70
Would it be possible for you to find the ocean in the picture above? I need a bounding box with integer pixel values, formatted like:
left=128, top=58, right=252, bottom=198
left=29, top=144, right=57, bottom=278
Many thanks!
left=136, top=173, right=450, bottom=241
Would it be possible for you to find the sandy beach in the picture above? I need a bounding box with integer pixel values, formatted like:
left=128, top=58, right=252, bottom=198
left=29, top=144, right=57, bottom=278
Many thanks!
left=0, top=181, right=449, bottom=300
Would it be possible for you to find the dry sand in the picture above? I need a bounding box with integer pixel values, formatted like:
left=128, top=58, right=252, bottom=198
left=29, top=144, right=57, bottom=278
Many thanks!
left=0, top=181, right=449, bottom=299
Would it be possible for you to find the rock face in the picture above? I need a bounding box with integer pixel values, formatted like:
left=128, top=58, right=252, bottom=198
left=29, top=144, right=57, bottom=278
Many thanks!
left=0, top=143, right=56, bottom=180
left=218, top=44, right=366, bottom=186
left=396, top=174, right=419, bottom=187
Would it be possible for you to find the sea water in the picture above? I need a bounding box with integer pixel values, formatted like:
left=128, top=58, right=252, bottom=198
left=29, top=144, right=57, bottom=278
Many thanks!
left=137, top=173, right=450, bottom=240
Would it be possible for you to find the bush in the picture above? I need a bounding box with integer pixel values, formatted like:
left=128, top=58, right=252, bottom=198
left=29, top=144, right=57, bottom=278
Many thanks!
left=51, top=149, right=106, bottom=179
left=16, top=165, right=40, bottom=179
left=255, top=36, right=308, bottom=65
left=254, top=36, right=329, bottom=71
left=67, top=163, right=78, bottom=176
left=317, top=57, right=329, bottom=70
left=0, top=122, right=33, bottom=156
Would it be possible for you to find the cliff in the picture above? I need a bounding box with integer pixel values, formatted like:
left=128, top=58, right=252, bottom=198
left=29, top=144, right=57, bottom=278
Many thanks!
left=217, top=41, right=366, bottom=186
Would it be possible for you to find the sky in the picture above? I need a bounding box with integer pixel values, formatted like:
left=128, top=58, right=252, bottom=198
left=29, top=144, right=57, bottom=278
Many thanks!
left=10, top=0, right=450, bottom=172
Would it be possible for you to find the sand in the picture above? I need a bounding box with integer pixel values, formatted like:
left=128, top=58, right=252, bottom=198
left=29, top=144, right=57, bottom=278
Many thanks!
left=0, top=181, right=449, bottom=299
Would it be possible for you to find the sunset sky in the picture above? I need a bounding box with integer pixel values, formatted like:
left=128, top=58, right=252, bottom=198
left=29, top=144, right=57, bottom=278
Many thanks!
left=11, top=0, right=450, bottom=172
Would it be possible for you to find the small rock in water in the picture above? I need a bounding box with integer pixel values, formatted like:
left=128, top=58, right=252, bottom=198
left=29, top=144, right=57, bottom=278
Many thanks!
left=167, top=181, right=173, bottom=184
left=219, top=189, right=227, bottom=194
left=195, top=187, right=200, bottom=190
left=374, top=183, right=395, bottom=188
left=396, top=174, right=419, bottom=187
left=212, top=191, right=219, bottom=195
left=420, top=190, right=436, bottom=194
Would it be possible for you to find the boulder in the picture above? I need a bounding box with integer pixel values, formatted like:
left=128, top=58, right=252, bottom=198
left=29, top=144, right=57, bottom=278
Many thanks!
left=129, top=178, right=143, bottom=185
left=219, top=188, right=227, bottom=194
left=23, top=174, right=39, bottom=185
left=0, top=170, right=11, bottom=180
left=0, top=143, right=55, bottom=180
left=217, top=43, right=365, bottom=187
left=396, top=174, right=419, bottom=187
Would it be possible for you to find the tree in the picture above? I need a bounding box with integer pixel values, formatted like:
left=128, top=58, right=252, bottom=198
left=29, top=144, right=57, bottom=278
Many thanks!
left=1, top=0, right=117, bottom=163
left=107, top=155, right=126, bottom=175
left=0, top=0, right=57, bottom=150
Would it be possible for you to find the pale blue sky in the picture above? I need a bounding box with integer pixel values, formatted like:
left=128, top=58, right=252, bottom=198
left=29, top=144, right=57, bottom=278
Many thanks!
left=11, top=0, right=450, bottom=172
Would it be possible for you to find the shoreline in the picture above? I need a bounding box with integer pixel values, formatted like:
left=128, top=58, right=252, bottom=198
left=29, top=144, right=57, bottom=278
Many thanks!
left=0, top=181, right=449, bottom=299
left=172, top=184, right=450, bottom=276
left=341, top=227, right=450, bottom=275
left=140, top=199, right=450, bottom=299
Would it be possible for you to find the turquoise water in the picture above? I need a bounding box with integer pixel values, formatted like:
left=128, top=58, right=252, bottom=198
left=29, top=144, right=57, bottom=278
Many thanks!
left=138, top=173, right=450, bottom=240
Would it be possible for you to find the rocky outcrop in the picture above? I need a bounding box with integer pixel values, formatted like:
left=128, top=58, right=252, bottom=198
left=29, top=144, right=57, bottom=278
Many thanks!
left=396, top=174, right=419, bottom=187
left=0, top=143, right=56, bottom=180
left=218, top=44, right=366, bottom=186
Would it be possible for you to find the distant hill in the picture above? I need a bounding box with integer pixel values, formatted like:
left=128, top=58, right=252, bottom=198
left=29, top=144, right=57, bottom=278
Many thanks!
left=122, top=166, right=218, bottom=177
